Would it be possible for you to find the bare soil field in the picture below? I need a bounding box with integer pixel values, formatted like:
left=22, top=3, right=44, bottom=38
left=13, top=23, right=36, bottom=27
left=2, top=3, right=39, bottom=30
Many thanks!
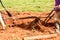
left=0, top=10, right=60, bottom=40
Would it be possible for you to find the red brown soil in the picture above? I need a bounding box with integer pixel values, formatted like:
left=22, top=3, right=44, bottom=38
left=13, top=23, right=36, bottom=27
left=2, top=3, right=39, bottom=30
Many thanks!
left=0, top=10, right=60, bottom=40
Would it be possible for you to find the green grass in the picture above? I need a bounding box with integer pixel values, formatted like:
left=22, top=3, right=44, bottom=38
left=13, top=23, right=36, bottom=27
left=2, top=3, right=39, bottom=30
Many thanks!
left=0, top=0, right=54, bottom=12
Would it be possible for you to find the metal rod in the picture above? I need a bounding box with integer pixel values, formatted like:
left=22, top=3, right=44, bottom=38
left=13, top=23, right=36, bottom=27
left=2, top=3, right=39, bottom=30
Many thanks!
left=0, top=0, right=12, bottom=17
left=44, top=9, right=54, bottom=22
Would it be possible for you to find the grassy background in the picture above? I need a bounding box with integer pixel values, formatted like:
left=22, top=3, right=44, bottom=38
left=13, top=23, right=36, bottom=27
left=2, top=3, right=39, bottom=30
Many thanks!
left=0, top=0, right=54, bottom=12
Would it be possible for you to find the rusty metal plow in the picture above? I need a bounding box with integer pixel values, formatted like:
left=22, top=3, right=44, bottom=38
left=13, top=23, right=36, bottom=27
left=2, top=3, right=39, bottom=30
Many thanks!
left=3, top=11, right=54, bottom=30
